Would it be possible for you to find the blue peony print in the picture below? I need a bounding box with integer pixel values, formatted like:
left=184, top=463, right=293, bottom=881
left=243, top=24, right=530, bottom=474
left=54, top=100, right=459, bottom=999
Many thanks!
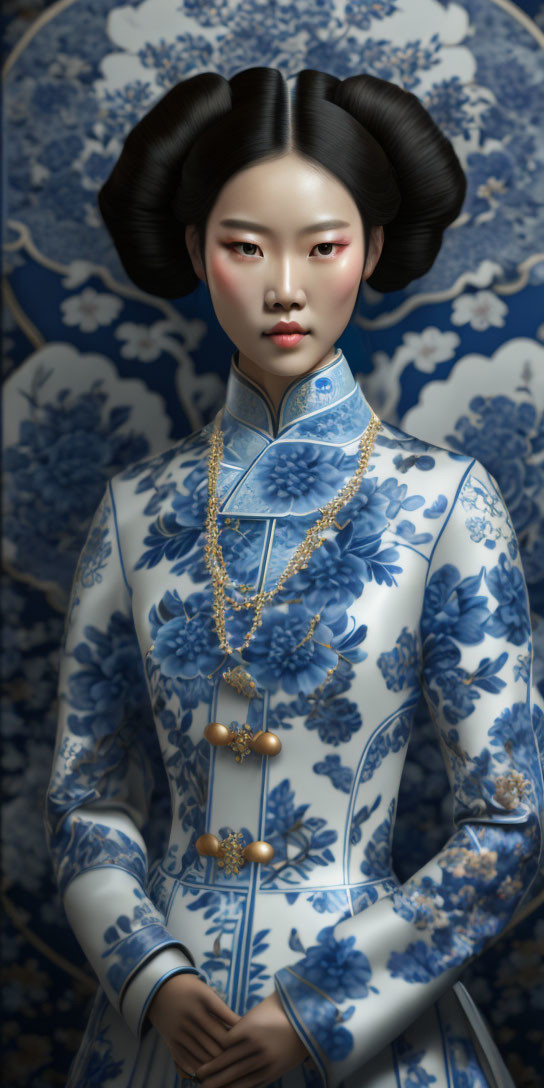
left=287, top=522, right=370, bottom=622
left=484, top=553, right=532, bottom=646
left=249, top=443, right=354, bottom=514
left=241, top=604, right=337, bottom=695
left=268, top=659, right=363, bottom=745
left=305, top=695, right=363, bottom=746
left=66, top=612, right=148, bottom=741
left=421, top=564, right=491, bottom=645
left=339, top=477, right=390, bottom=536
left=422, top=637, right=508, bottom=725
left=378, top=627, right=420, bottom=692
left=293, top=924, right=376, bottom=1003
left=216, top=519, right=265, bottom=587
left=149, top=589, right=225, bottom=680
left=171, top=461, right=209, bottom=527
left=388, top=939, right=444, bottom=984
left=4, top=370, right=149, bottom=594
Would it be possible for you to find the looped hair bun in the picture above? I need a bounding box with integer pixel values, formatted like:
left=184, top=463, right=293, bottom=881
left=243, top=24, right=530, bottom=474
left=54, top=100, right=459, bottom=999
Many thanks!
left=331, top=73, right=466, bottom=291
left=98, top=72, right=233, bottom=297
left=98, top=66, right=466, bottom=297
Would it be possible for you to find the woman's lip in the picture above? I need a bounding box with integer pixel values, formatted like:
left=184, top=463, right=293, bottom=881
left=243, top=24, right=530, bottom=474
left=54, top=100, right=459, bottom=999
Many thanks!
left=265, top=331, right=308, bottom=348
left=264, top=324, right=307, bottom=335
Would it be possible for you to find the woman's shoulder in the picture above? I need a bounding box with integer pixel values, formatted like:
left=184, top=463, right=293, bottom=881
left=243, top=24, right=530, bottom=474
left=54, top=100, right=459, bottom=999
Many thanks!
left=375, top=418, right=511, bottom=536
left=107, top=422, right=213, bottom=533
left=112, top=422, right=212, bottom=490
left=376, top=417, right=476, bottom=479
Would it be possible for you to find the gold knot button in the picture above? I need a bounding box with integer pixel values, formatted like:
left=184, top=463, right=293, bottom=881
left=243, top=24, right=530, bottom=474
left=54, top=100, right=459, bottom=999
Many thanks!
left=204, top=722, right=233, bottom=747
left=195, top=832, right=274, bottom=875
left=204, top=722, right=281, bottom=761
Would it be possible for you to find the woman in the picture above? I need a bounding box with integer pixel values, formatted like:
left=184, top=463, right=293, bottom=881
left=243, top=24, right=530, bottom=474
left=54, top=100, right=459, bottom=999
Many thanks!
left=46, top=67, right=542, bottom=1087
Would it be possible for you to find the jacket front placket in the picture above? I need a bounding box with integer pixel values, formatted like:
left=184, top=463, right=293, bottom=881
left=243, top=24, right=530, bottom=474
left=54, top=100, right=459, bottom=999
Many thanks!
left=192, top=350, right=374, bottom=1002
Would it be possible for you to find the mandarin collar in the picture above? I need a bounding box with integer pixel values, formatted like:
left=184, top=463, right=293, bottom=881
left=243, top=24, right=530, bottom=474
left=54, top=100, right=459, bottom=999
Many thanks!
left=216, top=349, right=375, bottom=519
left=224, top=347, right=368, bottom=439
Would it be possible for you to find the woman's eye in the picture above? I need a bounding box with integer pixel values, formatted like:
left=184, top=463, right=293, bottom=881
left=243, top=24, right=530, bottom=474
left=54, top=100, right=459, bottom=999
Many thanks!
left=230, top=242, right=261, bottom=257
left=311, top=242, right=342, bottom=257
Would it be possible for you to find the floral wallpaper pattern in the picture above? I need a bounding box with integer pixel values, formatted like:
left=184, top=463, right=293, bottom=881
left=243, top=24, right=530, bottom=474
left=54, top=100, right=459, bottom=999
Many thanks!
left=2, top=0, right=544, bottom=1084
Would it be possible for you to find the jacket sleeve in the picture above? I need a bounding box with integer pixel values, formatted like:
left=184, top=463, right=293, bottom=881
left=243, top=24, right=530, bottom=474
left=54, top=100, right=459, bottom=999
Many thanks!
left=45, top=482, right=203, bottom=1038
left=273, top=459, right=544, bottom=1087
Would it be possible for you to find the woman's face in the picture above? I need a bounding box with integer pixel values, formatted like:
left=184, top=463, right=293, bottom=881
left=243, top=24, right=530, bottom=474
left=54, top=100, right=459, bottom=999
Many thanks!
left=186, top=152, right=383, bottom=385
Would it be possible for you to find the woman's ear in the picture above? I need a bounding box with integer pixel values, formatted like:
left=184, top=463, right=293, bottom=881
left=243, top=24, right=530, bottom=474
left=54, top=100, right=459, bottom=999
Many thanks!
left=362, top=225, right=385, bottom=281
left=185, top=224, right=207, bottom=283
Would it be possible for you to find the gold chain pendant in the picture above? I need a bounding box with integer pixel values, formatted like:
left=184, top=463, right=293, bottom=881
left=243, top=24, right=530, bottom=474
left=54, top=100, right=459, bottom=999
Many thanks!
left=204, top=406, right=381, bottom=669
left=222, top=664, right=258, bottom=698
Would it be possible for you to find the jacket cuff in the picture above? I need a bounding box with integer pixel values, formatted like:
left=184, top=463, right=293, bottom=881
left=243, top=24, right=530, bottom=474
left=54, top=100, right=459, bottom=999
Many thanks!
left=121, top=947, right=204, bottom=1037
left=63, top=866, right=193, bottom=1014
left=274, top=973, right=328, bottom=1088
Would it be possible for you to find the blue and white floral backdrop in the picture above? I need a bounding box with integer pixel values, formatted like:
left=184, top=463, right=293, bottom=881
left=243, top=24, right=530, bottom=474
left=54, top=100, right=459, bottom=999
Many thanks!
left=2, top=0, right=544, bottom=1084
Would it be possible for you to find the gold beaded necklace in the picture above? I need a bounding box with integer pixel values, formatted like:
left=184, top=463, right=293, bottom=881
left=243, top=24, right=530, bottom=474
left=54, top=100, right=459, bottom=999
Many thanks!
left=204, top=406, right=382, bottom=672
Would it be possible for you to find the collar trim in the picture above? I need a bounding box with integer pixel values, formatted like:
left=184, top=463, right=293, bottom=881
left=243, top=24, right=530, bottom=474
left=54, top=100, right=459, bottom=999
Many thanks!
left=225, top=347, right=358, bottom=438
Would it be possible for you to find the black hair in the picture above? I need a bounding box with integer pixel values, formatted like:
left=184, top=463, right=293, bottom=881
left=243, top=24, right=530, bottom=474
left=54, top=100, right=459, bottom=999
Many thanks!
left=98, top=66, right=466, bottom=297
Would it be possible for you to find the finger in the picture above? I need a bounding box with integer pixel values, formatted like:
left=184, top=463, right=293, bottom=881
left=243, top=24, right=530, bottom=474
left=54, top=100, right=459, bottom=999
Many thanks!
left=174, top=1040, right=212, bottom=1070
left=199, top=1009, right=239, bottom=1049
left=182, top=1019, right=223, bottom=1060
left=198, top=1053, right=264, bottom=1088
left=197, top=1040, right=256, bottom=1078
left=205, top=991, right=241, bottom=1026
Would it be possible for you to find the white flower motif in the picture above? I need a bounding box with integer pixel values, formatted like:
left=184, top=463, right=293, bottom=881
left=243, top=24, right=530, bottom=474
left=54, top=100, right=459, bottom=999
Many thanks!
left=451, top=290, right=508, bottom=331
left=115, top=320, right=174, bottom=362
left=62, top=261, right=100, bottom=289
left=393, top=327, right=460, bottom=374
left=60, top=288, right=123, bottom=332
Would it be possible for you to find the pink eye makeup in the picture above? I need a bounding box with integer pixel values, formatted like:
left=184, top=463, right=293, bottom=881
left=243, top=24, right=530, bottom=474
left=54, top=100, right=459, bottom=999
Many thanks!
left=310, top=241, right=349, bottom=257
left=223, top=239, right=350, bottom=259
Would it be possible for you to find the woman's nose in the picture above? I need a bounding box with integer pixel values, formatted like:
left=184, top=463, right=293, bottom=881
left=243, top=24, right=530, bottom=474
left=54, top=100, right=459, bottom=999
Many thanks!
left=265, top=258, right=306, bottom=310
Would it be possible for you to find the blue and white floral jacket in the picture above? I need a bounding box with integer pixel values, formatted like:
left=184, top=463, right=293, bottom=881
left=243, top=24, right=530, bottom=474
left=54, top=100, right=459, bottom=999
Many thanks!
left=46, top=349, right=543, bottom=1087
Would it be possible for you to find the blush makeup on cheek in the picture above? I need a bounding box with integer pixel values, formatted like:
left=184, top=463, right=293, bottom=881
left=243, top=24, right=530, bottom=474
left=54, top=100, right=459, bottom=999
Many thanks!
left=329, top=260, right=364, bottom=301
left=209, top=252, right=236, bottom=293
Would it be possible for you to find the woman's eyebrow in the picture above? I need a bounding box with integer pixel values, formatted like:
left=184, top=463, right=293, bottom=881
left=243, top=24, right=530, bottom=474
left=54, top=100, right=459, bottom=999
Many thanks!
left=219, top=218, right=351, bottom=234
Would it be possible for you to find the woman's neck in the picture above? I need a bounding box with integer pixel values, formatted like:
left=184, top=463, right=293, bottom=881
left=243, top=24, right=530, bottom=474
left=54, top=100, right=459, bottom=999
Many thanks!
left=237, top=347, right=337, bottom=413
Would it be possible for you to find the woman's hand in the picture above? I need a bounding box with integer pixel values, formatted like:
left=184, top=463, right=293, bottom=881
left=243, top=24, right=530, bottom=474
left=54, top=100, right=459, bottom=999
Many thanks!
left=195, top=990, right=311, bottom=1088
left=147, top=973, right=241, bottom=1074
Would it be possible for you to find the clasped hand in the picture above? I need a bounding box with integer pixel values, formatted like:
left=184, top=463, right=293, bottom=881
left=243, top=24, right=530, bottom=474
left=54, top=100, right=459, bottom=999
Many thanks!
left=148, top=973, right=310, bottom=1088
